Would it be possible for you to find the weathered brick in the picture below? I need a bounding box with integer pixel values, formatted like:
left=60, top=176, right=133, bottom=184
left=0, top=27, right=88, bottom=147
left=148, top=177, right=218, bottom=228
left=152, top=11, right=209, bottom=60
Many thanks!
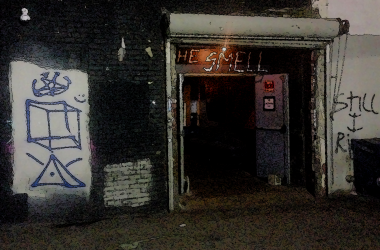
left=122, top=199, right=134, bottom=206
left=104, top=182, right=115, bottom=187
left=136, top=196, right=150, bottom=203
left=104, top=186, right=116, bottom=193
left=121, top=162, right=135, bottom=168
left=104, top=163, right=121, bottom=170
left=106, top=200, right=115, bottom=206
left=137, top=179, right=150, bottom=184
left=129, top=183, right=150, bottom=189
left=113, top=200, right=122, bottom=206
left=112, top=180, right=132, bottom=187
left=114, top=194, right=129, bottom=200
left=140, top=169, right=152, bottom=175
left=140, top=173, right=153, bottom=179
left=111, top=183, right=130, bottom=190
left=104, top=196, right=114, bottom=202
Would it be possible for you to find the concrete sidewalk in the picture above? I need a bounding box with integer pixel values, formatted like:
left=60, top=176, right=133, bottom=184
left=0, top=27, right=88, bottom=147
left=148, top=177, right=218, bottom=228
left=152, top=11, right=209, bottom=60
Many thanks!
left=2, top=185, right=380, bottom=249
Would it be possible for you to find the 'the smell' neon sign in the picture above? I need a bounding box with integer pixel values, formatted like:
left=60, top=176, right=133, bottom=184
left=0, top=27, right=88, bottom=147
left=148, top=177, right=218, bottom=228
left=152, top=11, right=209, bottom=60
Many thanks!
left=176, top=47, right=269, bottom=74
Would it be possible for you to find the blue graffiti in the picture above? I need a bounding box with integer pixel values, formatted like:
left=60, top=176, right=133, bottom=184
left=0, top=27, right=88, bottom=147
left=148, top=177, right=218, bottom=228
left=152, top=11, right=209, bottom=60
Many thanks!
left=27, top=73, right=86, bottom=188
left=32, top=72, right=71, bottom=97
left=30, top=154, right=85, bottom=188
left=26, top=153, right=44, bottom=165
left=26, top=99, right=82, bottom=151
left=74, top=94, right=86, bottom=103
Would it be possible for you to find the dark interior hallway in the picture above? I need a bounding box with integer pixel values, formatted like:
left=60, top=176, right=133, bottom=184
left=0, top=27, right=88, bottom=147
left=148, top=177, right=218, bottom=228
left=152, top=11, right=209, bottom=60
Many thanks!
left=184, top=125, right=262, bottom=199
left=180, top=49, right=314, bottom=200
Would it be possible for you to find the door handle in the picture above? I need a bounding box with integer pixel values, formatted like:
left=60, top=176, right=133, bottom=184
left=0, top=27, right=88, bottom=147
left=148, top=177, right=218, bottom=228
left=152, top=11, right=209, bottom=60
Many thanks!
left=255, top=124, right=287, bottom=134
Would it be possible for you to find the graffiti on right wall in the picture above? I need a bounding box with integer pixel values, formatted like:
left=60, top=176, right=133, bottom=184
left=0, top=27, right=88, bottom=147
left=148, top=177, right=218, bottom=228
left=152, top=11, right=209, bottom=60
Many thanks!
left=331, top=91, right=378, bottom=157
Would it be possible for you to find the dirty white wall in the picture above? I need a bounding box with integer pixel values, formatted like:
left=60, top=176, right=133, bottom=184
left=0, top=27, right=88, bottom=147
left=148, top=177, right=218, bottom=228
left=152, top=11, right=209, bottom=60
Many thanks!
left=10, top=61, right=91, bottom=215
left=325, top=1, right=380, bottom=193
left=328, top=0, right=380, bottom=35
left=312, top=0, right=328, bottom=18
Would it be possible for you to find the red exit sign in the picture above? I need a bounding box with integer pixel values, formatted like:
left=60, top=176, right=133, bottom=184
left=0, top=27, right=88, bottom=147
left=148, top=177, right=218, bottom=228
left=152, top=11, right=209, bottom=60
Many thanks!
left=264, top=80, right=274, bottom=92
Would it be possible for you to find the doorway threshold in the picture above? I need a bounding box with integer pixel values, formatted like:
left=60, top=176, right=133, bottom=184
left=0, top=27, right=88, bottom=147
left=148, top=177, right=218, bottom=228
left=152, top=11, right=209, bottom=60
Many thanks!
left=179, top=184, right=315, bottom=212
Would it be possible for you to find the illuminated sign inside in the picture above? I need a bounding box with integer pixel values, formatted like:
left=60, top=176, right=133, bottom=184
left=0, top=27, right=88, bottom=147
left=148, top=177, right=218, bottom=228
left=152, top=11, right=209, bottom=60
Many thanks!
left=263, top=96, right=275, bottom=111
left=264, top=80, right=275, bottom=92
left=175, top=47, right=269, bottom=74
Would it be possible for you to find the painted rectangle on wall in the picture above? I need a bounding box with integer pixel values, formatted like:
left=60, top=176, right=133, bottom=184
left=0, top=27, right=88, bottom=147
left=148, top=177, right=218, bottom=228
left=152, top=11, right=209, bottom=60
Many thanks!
left=10, top=61, right=91, bottom=199
left=104, top=159, right=153, bottom=207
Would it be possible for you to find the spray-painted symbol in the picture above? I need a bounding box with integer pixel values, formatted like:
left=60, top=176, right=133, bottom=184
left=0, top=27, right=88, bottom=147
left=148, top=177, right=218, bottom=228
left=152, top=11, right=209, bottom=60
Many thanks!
left=347, top=113, right=363, bottom=132
left=26, top=99, right=85, bottom=188
left=32, top=72, right=71, bottom=97
left=27, top=153, right=85, bottom=188
left=26, top=99, right=82, bottom=151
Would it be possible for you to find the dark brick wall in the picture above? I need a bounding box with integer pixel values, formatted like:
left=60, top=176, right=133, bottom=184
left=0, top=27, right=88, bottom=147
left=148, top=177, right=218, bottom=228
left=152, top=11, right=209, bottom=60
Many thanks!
left=0, top=0, right=168, bottom=221
left=0, top=0, right=310, bottom=222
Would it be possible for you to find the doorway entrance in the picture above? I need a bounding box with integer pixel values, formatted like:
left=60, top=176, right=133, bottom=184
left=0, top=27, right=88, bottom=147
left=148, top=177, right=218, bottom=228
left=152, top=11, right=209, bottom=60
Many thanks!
left=170, top=45, right=316, bottom=210
left=178, top=73, right=290, bottom=198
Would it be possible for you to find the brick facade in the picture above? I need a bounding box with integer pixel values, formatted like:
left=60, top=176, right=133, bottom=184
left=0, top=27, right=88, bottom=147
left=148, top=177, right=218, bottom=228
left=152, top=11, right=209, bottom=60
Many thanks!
left=0, top=0, right=312, bottom=223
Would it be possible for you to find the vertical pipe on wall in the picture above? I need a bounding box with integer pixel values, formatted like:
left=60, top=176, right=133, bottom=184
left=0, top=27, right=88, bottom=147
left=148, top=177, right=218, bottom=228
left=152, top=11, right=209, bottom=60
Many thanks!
left=166, top=39, right=174, bottom=211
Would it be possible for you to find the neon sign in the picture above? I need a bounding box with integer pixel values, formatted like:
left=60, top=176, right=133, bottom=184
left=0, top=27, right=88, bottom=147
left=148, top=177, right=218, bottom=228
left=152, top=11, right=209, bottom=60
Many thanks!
left=175, top=48, right=269, bottom=74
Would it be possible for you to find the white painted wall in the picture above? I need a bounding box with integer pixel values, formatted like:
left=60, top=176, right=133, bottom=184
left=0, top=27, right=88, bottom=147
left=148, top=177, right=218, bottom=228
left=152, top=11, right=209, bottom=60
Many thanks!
left=328, top=0, right=380, bottom=35
left=328, top=36, right=380, bottom=192
left=325, top=0, right=380, bottom=193
left=10, top=61, right=91, bottom=204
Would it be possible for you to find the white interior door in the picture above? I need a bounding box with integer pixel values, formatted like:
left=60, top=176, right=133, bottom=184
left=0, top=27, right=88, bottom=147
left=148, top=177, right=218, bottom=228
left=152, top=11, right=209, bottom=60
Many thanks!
left=255, top=74, right=290, bottom=183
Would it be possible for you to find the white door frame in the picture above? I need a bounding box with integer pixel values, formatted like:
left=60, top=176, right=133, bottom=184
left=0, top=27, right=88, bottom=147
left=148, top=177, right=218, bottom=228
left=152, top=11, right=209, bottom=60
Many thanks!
left=179, top=74, right=185, bottom=194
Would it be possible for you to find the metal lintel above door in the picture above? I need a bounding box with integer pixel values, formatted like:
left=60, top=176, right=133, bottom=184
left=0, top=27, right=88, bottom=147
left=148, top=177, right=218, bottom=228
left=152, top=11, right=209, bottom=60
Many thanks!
left=172, top=38, right=329, bottom=49
left=164, top=13, right=350, bottom=49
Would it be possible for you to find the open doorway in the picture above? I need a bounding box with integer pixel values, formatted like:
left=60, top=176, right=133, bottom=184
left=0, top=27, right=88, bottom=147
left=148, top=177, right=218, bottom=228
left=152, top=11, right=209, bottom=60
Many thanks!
left=181, top=76, right=258, bottom=198
left=179, top=73, right=292, bottom=198
left=175, top=48, right=314, bottom=200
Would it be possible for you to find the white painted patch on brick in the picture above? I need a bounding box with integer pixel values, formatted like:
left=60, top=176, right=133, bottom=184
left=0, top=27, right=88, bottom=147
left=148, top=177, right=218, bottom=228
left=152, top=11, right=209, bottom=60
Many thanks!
left=104, top=159, right=154, bottom=207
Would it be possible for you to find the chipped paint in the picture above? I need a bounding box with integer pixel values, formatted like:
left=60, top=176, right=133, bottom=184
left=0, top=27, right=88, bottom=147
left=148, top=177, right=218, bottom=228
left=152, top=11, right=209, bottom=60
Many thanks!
left=145, top=47, right=153, bottom=58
